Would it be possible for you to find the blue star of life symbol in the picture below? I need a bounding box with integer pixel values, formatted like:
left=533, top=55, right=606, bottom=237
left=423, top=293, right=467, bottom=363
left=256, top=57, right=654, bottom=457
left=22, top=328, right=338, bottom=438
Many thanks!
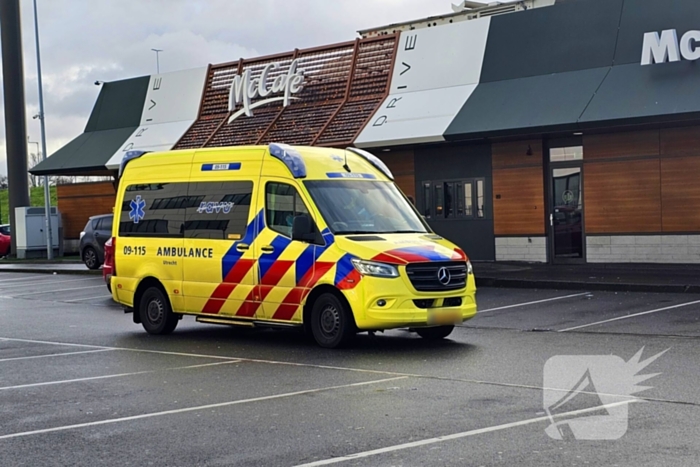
left=331, top=154, right=344, bottom=162
left=129, top=195, right=146, bottom=224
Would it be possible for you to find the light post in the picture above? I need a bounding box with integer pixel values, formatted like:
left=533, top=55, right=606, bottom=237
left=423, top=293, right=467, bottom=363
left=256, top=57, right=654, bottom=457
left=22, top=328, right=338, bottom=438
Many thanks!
left=32, top=0, right=53, bottom=259
left=151, top=48, right=162, bottom=74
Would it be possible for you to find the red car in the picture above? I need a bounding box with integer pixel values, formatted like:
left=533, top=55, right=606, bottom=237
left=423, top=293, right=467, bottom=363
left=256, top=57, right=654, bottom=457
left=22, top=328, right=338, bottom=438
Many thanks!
left=0, top=232, right=9, bottom=257
left=102, top=237, right=114, bottom=292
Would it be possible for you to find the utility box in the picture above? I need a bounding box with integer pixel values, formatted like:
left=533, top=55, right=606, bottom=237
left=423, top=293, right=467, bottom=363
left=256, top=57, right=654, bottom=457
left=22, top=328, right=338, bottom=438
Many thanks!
left=14, top=207, right=63, bottom=259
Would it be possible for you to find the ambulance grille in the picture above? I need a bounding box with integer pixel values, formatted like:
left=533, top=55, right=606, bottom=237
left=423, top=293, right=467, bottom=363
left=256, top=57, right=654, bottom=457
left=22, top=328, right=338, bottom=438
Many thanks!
left=405, top=262, right=467, bottom=292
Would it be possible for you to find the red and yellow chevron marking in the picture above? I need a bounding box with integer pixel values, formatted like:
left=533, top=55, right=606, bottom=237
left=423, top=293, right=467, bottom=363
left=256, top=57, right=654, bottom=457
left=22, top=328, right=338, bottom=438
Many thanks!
left=271, top=261, right=335, bottom=321
left=202, top=258, right=256, bottom=314
left=236, top=260, right=295, bottom=318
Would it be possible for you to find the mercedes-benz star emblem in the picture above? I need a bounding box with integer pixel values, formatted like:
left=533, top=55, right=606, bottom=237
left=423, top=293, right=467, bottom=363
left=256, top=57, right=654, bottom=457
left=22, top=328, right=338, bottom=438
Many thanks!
left=437, top=267, right=451, bottom=285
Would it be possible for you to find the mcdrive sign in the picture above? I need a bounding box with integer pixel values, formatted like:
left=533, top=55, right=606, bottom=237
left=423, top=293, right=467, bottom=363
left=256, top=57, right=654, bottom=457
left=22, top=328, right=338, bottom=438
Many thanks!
left=641, top=29, right=700, bottom=65
left=228, top=59, right=304, bottom=123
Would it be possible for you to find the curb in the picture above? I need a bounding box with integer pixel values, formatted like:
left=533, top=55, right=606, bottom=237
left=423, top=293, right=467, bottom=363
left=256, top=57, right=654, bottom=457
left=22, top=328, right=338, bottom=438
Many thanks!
left=476, top=277, right=700, bottom=294
left=0, top=268, right=100, bottom=276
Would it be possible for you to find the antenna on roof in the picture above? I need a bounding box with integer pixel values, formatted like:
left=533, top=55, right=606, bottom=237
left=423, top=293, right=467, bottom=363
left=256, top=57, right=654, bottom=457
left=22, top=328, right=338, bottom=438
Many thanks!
left=343, top=150, right=352, bottom=173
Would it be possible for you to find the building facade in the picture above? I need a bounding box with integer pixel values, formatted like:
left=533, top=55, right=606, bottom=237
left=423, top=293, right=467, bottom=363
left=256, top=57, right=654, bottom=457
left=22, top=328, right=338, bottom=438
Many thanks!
left=33, top=0, right=700, bottom=264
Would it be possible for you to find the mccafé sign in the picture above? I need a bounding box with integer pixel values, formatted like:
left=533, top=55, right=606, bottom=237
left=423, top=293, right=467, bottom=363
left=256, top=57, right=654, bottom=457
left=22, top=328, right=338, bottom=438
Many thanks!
left=641, top=29, right=700, bottom=65
left=228, top=59, right=304, bottom=123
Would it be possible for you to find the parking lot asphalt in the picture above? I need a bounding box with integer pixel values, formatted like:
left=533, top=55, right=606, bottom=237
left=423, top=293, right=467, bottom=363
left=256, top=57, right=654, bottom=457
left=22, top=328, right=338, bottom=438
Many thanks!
left=0, top=272, right=699, bottom=466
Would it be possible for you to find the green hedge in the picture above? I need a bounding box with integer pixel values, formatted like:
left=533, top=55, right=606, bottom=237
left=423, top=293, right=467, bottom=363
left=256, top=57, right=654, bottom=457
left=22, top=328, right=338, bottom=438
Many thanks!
left=0, top=186, right=58, bottom=225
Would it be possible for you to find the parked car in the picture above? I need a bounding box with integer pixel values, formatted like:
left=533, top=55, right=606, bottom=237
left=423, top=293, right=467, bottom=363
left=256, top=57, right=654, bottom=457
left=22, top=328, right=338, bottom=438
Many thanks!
left=79, top=214, right=113, bottom=270
left=102, top=237, right=114, bottom=292
left=0, top=224, right=10, bottom=236
left=0, top=232, right=9, bottom=257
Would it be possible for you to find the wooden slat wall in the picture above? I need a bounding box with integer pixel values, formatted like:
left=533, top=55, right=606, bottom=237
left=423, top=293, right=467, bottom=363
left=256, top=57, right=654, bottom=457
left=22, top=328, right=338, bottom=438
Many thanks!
left=661, top=157, right=700, bottom=232
left=584, top=160, right=662, bottom=233
left=492, top=140, right=544, bottom=235
left=380, top=150, right=415, bottom=199
left=584, top=130, right=660, bottom=160
left=661, top=126, right=700, bottom=157
left=57, top=182, right=116, bottom=239
left=582, top=125, right=700, bottom=234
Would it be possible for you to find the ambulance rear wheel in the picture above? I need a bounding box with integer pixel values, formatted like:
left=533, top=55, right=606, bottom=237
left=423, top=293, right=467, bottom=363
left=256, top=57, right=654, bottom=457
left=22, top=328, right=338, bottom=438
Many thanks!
left=310, top=293, right=355, bottom=348
left=139, top=287, right=178, bottom=335
left=416, top=325, right=454, bottom=340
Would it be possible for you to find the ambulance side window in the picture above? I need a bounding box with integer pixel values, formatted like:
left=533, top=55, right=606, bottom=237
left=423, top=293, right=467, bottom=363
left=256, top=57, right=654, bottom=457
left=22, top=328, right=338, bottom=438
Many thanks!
left=119, top=183, right=188, bottom=237
left=265, top=182, right=309, bottom=238
left=184, top=181, right=253, bottom=240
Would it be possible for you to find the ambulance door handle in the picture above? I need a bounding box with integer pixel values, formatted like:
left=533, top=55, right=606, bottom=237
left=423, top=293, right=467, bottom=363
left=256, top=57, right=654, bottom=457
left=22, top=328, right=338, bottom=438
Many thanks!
left=261, top=245, right=275, bottom=253
left=236, top=243, right=249, bottom=252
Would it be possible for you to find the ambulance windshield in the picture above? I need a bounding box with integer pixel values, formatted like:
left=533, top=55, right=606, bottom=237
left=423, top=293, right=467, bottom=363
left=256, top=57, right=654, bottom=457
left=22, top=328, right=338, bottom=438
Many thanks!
left=304, top=180, right=428, bottom=235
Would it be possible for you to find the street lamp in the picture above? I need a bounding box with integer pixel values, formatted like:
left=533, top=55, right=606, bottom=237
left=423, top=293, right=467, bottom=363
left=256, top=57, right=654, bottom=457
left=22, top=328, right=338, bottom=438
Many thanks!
left=151, top=48, right=162, bottom=74
left=32, top=0, right=53, bottom=259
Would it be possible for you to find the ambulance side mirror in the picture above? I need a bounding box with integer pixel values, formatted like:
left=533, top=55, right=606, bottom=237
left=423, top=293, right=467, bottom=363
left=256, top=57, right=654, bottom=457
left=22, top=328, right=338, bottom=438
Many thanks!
left=292, top=214, right=316, bottom=242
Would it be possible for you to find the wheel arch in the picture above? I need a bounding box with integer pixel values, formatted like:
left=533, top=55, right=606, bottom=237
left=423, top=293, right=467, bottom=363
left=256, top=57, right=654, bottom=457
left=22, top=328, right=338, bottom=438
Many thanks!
left=302, top=284, right=356, bottom=335
left=133, top=276, right=169, bottom=320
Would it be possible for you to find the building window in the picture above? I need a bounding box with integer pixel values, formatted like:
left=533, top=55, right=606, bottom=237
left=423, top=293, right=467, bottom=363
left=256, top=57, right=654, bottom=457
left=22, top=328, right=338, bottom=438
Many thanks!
left=550, top=145, right=583, bottom=162
left=421, top=179, right=485, bottom=220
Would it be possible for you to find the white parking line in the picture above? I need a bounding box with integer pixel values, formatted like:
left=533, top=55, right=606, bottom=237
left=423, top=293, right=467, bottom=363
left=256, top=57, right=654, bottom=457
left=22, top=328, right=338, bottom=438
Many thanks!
left=0, top=376, right=407, bottom=441
left=558, top=299, right=700, bottom=332
left=0, top=337, right=112, bottom=349
left=0, top=276, right=101, bottom=288
left=0, top=349, right=113, bottom=363
left=294, top=399, right=640, bottom=466
left=477, top=292, right=590, bottom=314
left=0, top=275, right=61, bottom=283
left=7, top=284, right=106, bottom=297
left=0, top=360, right=240, bottom=391
left=63, top=294, right=111, bottom=302
left=0, top=336, right=682, bottom=405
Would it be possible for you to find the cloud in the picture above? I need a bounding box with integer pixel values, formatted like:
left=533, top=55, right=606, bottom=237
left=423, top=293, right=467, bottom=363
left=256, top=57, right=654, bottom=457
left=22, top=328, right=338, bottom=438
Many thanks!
left=0, top=0, right=469, bottom=176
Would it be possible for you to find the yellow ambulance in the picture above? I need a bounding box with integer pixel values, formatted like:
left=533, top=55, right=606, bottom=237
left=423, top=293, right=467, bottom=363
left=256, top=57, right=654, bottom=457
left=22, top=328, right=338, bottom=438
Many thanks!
left=109, top=144, right=476, bottom=348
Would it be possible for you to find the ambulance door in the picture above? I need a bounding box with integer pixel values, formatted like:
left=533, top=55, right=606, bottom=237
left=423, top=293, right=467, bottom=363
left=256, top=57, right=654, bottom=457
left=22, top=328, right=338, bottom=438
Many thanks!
left=182, top=150, right=263, bottom=317
left=255, top=178, right=324, bottom=323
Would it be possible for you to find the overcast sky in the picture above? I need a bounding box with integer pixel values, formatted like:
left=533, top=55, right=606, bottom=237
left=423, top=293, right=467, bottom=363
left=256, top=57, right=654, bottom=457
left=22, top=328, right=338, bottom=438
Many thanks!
left=0, top=0, right=484, bottom=177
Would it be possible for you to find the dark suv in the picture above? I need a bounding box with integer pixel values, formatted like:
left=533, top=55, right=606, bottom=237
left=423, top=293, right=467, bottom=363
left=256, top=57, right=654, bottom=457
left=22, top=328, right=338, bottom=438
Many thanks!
left=79, top=214, right=113, bottom=269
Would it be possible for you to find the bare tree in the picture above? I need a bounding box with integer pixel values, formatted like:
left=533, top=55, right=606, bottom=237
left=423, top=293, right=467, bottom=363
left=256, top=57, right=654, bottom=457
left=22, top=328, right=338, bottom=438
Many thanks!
left=28, top=152, right=42, bottom=188
left=0, top=175, right=8, bottom=189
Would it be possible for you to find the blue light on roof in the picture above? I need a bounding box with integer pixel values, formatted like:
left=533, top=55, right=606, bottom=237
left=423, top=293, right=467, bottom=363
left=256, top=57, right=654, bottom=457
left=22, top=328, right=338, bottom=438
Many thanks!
left=118, top=150, right=149, bottom=178
left=268, top=143, right=307, bottom=178
left=345, top=147, right=394, bottom=181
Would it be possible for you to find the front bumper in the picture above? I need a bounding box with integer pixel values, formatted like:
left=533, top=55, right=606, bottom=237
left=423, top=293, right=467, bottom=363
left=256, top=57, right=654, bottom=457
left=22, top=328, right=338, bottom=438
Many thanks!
left=345, top=272, right=477, bottom=330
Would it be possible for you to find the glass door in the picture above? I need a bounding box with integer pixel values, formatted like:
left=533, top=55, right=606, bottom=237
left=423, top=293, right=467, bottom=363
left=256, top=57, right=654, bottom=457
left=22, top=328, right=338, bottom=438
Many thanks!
left=548, top=142, right=585, bottom=263
left=550, top=166, right=584, bottom=261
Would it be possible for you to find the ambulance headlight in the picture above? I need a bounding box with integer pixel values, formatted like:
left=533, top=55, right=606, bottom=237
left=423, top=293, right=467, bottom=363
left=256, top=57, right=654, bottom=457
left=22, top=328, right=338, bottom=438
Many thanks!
left=351, top=259, right=399, bottom=278
left=467, top=261, right=473, bottom=275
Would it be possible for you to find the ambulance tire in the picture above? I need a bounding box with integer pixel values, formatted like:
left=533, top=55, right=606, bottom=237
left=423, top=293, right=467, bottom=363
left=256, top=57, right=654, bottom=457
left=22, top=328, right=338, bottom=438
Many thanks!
left=416, top=325, right=454, bottom=340
left=139, top=287, right=179, bottom=335
left=310, top=293, right=355, bottom=348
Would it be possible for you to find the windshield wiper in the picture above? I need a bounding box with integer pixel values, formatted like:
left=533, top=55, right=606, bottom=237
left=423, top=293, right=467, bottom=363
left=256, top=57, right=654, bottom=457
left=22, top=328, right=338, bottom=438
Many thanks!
left=335, top=230, right=382, bottom=235
left=335, top=230, right=426, bottom=235
left=379, top=230, right=426, bottom=234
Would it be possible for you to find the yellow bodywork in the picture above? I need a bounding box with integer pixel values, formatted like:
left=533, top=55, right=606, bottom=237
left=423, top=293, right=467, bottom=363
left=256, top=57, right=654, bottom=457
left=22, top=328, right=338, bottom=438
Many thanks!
left=111, top=145, right=477, bottom=331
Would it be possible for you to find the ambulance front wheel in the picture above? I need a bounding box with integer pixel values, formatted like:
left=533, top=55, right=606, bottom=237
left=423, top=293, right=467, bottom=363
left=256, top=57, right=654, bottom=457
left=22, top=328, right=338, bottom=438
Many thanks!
left=139, top=286, right=179, bottom=335
left=416, top=325, right=454, bottom=340
left=310, top=293, right=355, bottom=348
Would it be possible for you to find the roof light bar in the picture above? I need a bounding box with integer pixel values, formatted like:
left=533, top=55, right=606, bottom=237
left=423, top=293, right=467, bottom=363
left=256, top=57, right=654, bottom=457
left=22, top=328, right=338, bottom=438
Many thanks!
left=345, top=147, right=394, bottom=180
left=268, top=143, right=307, bottom=178
left=118, top=150, right=149, bottom=178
